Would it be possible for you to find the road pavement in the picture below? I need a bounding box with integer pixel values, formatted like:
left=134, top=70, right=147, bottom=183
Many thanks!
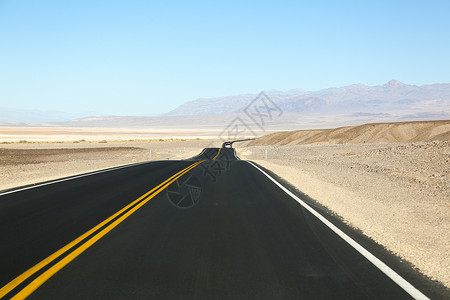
left=0, top=148, right=444, bottom=299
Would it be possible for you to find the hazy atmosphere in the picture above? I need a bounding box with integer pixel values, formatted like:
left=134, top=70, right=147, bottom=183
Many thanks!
left=0, top=2, right=449, bottom=299
left=1, top=0, right=449, bottom=118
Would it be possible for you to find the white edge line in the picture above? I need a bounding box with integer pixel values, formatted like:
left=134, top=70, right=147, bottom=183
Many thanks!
left=233, top=148, right=240, bottom=160
left=0, top=161, right=150, bottom=197
left=247, top=161, right=429, bottom=300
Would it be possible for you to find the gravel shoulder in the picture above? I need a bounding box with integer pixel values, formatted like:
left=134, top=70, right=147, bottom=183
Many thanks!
left=0, top=139, right=218, bottom=191
left=1, top=139, right=448, bottom=287
left=236, top=141, right=449, bottom=287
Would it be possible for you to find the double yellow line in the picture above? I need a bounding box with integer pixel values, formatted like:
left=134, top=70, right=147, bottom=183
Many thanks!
left=212, top=147, right=221, bottom=160
left=0, top=160, right=204, bottom=300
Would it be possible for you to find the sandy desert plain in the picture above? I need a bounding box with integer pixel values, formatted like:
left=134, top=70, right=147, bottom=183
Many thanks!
left=0, top=120, right=449, bottom=289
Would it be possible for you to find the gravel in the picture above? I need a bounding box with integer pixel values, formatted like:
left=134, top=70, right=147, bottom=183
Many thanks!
left=236, top=141, right=449, bottom=287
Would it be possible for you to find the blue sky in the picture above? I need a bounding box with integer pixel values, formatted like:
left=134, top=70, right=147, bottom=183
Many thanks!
left=0, top=0, right=449, bottom=116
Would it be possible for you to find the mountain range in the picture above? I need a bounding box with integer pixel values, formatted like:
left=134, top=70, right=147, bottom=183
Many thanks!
left=1, top=81, right=449, bottom=129
left=166, top=80, right=450, bottom=116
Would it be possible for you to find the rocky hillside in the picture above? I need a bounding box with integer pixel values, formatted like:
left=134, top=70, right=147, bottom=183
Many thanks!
left=249, top=120, right=450, bottom=145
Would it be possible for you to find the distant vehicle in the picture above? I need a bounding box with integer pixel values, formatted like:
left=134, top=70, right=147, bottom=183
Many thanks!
left=223, top=142, right=232, bottom=148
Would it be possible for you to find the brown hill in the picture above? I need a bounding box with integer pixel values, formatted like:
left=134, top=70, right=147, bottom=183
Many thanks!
left=249, top=120, right=450, bottom=146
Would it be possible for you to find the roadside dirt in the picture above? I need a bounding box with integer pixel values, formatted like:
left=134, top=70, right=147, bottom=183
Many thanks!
left=250, top=120, right=450, bottom=146
left=0, top=147, right=143, bottom=166
left=236, top=141, right=450, bottom=287
left=1, top=136, right=448, bottom=288
left=0, top=139, right=218, bottom=190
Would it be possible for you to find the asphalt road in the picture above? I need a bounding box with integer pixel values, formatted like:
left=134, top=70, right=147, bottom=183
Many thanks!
left=0, top=148, right=444, bottom=299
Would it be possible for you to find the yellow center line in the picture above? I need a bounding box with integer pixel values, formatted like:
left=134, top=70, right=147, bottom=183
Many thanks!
left=212, top=148, right=221, bottom=160
left=1, top=160, right=204, bottom=300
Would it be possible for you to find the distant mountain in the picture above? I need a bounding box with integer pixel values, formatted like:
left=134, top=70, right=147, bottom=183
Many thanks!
left=1, top=81, right=448, bottom=129
left=166, top=80, right=450, bottom=116
left=0, top=107, right=98, bottom=123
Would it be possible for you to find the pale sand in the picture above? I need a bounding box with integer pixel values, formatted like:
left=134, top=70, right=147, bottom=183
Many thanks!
left=0, top=127, right=261, bottom=142
left=0, top=139, right=220, bottom=190
left=250, top=120, right=450, bottom=146
left=236, top=142, right=449, bottom=287
left=1, top=137, right=448, bottom=287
